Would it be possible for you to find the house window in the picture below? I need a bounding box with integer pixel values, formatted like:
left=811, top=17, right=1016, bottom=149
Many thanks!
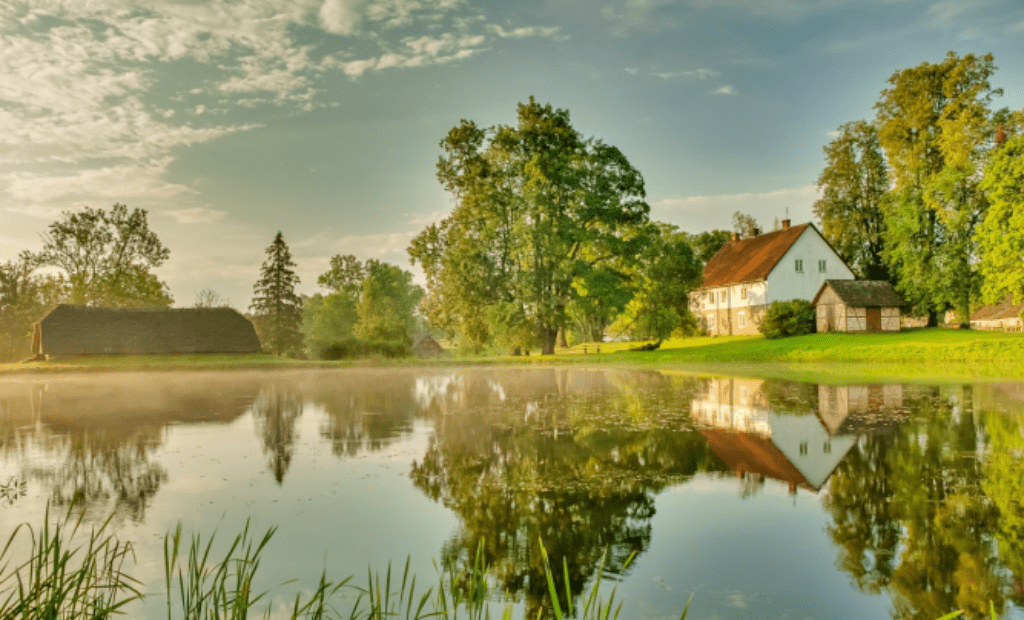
left=707, top=314, right=716, bottom=330
left=741, top=287, right=747, bottom=300
left=720, top=291, right=726, bottom=303
left=795, top=259, right=804, bottom=273
left=818, top=259, right=827, bottom=273
left=738, top=311, right=746, bottom=328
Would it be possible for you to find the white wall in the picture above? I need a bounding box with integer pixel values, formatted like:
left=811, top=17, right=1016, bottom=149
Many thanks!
left=765, top=227, right=854, bottom=304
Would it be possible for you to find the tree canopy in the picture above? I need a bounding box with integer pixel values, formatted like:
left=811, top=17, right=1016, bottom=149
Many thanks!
left=409, top=98, right=653, bottom=354
left=29, top=203, right=172, bottom=308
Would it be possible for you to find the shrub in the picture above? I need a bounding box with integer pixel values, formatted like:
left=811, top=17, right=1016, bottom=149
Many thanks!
left=759, top=300, right=816, bottom=339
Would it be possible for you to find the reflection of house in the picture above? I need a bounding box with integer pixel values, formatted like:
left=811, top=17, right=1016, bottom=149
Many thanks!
left=33, top=305, right=261, bottom=357
left=691, top=379, right=858, bottom=492
left=814, top=280, right=902, bottom=333
left=818, top=384, right=904, bottom=434
left=689, top=221, right=855, bottom=336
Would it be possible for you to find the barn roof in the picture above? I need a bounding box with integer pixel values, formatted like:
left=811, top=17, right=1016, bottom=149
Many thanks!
left=814, top=280, right=902, bottom=307
left=971, top=298, right=1024, bottom=322
left=38, top=305, right=262, bottom=356
left=701, top=223, right=812, bottom=288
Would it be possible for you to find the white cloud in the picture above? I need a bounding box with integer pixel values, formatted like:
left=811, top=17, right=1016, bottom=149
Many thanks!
left=164, top=208, right=229, bottom=224
left=652, top=185, right=819, bottom=232
left=654, top=185, right=819, bottom=211
left=4, top=159, right=192, bottom=202
left=319, top=0, right=371, bottom=35
left=713, top=85, right=737, bottom=95
left=487, top=24, right=561, bottom=39
left=331, top=230, right=418, bottom=257
left=651, top=68, right=720, bottom=80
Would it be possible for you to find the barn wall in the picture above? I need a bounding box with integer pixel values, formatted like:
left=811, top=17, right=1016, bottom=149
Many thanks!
left=846, top=306, right=866, bottom=332
left=881, top=307, right=900, bottom=331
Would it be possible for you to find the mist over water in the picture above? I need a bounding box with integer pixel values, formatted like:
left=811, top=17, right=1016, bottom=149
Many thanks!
left=0, top=368, right=1022, bottom=619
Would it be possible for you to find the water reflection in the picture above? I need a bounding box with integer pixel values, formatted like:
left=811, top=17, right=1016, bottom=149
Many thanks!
left=0, top=370, right=1021, bottom=619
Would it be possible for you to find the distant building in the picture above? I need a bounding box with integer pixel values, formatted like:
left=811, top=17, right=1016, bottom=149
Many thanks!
left=689, top=220, right=855, bottom=336
left=411, top=333, right=446, bottom=359
left=813, top=279, right=902, bottom=333
left=970, top=298, right=1024, bottom=331
left=33, top=305, right=262, bottom=357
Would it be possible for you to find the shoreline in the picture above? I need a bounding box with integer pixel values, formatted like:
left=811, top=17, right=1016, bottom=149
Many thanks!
left=4, top=328, right=1024, bottom=383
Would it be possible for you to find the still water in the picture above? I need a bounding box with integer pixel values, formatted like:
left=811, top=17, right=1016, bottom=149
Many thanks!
left=0, top=367, right=1022, bottom=619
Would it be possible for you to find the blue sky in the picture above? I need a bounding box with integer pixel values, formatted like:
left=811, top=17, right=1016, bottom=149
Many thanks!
left=2, top=0, right=1023, bottom=309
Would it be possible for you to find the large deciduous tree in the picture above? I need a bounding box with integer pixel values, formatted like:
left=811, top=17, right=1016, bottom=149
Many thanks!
left=409, top=98, right=651, bottom=355
left=976, top=115, right=1024, bottom=305
left=875, top=52, right=1003, bottom=326
left=0, top=256, right=67, bottom=362
left=250, top=232, right=303, bottom=356
left=813, top=120, right=891, bottom=281
left=30, top=203, right=172, bottom=307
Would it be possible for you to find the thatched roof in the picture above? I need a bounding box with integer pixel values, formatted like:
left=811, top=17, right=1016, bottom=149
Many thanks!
left=38, top=305, right=262, bottom=356
left=814, top=279, right=902, bottom=307
left=971, top=298, right=1024, bottom=322
left=412, top=333, right=446, bottom=358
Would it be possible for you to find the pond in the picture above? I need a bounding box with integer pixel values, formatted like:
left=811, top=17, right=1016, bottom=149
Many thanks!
left=0, top=367, right=1022, bottom=619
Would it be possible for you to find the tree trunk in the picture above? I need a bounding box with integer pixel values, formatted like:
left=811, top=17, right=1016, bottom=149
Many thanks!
left=540, top=328, right=557, bottom=355
left=557, top=327, right=568, bottom=349
left=926, top=308, right=938, bottom=327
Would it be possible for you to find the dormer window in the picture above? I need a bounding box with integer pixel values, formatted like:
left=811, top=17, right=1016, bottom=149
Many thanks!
left=795, top=259, right=804, bottom=273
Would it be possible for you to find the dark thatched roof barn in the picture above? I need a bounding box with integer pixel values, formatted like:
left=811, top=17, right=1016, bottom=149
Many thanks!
left=33, top=305, right=262, bottom=357
left=813, top=280, right=902, bottom=333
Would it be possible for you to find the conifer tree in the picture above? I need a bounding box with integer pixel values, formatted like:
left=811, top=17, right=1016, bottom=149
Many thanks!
left=250, top=232, right=302, bottom=356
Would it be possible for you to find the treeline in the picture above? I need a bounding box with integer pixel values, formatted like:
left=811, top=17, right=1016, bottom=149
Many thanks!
left=814, top=52, right=1024, bottom=326
left=0, top=210, right=424, bottom=361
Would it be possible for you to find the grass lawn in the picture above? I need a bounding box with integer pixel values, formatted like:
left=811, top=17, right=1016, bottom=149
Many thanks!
left=5, top=328, right=1024, bottom=382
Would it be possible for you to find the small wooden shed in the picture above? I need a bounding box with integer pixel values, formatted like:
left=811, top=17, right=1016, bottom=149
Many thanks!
left=411, top=333, right=446, bottom=359
left=970, top=298, right=1024, bottom=331
left=813, top=280, right=902, bottom=333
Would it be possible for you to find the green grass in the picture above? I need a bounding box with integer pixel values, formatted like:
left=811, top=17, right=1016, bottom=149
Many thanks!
left=7, top=328, right=1024, bottom=382
left=1, top=507, right=659, bottom=620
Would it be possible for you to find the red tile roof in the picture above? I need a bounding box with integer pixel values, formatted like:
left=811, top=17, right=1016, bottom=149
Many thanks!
left=701, top=223, right=811, bottom=288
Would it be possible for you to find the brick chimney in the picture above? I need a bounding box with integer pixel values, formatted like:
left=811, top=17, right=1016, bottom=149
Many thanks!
left=730, top=232, right=738, bottom=242
left=781, top=219, right=791, bottom=230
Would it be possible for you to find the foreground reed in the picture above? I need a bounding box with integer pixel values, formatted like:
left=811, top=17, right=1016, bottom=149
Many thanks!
left=0, top=506, right=679, bottom=620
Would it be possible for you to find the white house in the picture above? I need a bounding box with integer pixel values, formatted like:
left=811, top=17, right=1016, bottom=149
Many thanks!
left=689, top=220, right=856, bottom=335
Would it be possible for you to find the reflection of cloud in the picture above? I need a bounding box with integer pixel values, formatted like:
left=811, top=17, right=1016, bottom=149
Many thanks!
left=726, top=591, right=749, bottom=609
left=712, top=85, right=737, bottom=95
left=487, top=24, right=561, bottom=39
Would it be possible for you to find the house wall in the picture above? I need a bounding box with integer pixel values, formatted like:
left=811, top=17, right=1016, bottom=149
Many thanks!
left=692, top=282, right=767, bottom=335
left=971, top=318, right=1023, bottom=331
left=765, top=229, right=855, bottom=305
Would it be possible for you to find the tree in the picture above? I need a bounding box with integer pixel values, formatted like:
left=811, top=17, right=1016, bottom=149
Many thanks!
left=687, top=229, right=732, bottom=265
left=875, top=52, right=1003, bottom=326
left=303, top=255, right=424, bottom=359
left=610, top=224, right=703, bottom=344
left=0, top=256, right=67, bottom=361
left=353, top=260, right=424, bottom=347
left=193, top=288, right=231, bottom=308
left=30, top=204, right=172, bottom=307
left=732, top=211, right=760, bottom=238
left=813, top=120, right=891, bottom=281
left=976, top=118, right=1024, bottom=305
left=250, top=232, right=302, bottom=356
left=409, top=98, right=652, bottom=355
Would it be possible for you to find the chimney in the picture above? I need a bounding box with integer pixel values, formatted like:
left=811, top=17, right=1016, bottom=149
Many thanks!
left=782, top=219, right=791, bottom=230
left=730, top=232, right=738, bottom=242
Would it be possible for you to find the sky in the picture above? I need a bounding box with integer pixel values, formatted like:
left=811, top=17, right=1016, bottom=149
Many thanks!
left=2, top=0, right=1023, bottom=309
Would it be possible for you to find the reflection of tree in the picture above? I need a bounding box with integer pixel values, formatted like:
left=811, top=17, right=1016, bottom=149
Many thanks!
left=982, top=409, right=1024, bottom=607
left=251, top=382, right=303, bottom=484
left=0, top=374, right=262, bottom=522
left=410, top=370, right=726, bottom=618
left=306, top=372, right=417, bottom=457
left=825, top=386, right=1020, bottom=620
